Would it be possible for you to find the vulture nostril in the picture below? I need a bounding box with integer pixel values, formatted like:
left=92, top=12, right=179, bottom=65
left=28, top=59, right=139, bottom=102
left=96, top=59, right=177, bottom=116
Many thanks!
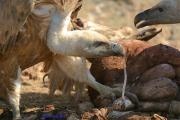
left=158, top=8, right=164, bottom=12
left=112, top=44, right=117, bottom=49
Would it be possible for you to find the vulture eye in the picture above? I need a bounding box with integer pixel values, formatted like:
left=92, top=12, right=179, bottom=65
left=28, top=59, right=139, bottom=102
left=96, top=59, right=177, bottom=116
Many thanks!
left=158, top=8, right=164, bottom=12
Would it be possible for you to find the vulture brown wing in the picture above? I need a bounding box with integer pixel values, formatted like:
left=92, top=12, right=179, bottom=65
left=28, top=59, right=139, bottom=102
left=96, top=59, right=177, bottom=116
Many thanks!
left=71, top=0, right=83, bottom=19
left=0, top=0, right=34, bottom=53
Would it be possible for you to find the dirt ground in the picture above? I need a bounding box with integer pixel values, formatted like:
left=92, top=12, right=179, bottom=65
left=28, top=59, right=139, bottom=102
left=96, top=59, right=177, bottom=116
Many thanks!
left=1, top=0, right=180, bottom=120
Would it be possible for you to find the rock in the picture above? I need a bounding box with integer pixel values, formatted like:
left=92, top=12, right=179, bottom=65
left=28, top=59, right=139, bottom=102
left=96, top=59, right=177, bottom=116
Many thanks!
left=124, top=114, right=167, bottom=120
left=78, top=101, right=94, bottom=113
left=131, top=77, right=178, bottom=101
left=127, top=44, right=180, bottom=83
left=138, top=102, right=169, bottom=112
left=140, top=64, right=175, bottom=82
left=174, top=66, right=180, bottom=85
left=169, top=101, right=180, bottom=115
left=119, top=114, right=152, bottom=120
left=88, top=40, right=150, bottom=105
left=137, top=101, right=180, bottom=115
left=175, top=92, right=180, bottom=101
left=175, top=66, right=180, bottom=79
left=89, top=44, right=180, bottom=104
left=107, top=111, right=133, bottom=120
left=112, top=97, right=135, bottom=111
left=107, top=112, right=162, bottom=120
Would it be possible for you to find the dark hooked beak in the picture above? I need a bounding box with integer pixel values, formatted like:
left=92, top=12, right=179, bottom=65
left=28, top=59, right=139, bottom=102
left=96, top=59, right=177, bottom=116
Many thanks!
left=134, top=9, right=152, bottom=29
left=134, top=6, right=163, bottom=29
left=134, top=7, right=168, bottom=28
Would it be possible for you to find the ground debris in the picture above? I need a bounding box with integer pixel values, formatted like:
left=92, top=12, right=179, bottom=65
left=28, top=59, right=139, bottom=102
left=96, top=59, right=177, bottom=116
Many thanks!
left=82, top=108, right=109, bottom=120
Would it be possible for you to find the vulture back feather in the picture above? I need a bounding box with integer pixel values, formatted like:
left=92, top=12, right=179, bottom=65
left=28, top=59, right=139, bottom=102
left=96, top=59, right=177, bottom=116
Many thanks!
left=0, top=0, right=34, bottom=53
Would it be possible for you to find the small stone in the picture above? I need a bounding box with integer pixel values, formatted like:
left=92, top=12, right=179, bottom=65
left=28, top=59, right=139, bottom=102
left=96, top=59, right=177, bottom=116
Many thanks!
left=131, top=77, right=178, bottom=101
left=140, top=64, right=175, bottom=82
left=107, top=111, right=133, bottom=120
left=112, top=97, right=135, bottom=111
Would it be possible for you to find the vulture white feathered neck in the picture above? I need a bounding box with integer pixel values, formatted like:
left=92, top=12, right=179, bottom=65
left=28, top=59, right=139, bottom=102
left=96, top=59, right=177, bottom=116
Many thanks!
left=50, top=9, right=72, bottom=35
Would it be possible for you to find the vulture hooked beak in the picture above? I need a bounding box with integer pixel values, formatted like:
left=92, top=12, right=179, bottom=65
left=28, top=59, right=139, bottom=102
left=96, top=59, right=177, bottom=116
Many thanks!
left=134, top=8, right=163, bottom=29
left=134, top=0, right=180, bottom=29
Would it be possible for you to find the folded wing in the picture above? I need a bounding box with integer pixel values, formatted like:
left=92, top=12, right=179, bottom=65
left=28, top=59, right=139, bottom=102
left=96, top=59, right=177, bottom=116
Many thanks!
left=0, top=0, right=34, bottom=53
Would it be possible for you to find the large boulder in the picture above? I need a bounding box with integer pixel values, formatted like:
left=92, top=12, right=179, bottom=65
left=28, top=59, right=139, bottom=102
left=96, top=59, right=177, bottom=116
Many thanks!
left=130, top=77, right=178, bottom=101
left=140, top=64, right=175, bottom=82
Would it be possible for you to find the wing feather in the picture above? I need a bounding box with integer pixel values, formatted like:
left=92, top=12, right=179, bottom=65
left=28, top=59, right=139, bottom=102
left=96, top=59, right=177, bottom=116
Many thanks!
left=0, top=0, right=34, bottom=53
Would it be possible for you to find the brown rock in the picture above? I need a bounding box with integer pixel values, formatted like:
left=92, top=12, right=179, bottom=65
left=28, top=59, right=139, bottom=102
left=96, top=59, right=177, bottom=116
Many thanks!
left=88, top=40, right=150, bottom=104
left=138, top=102, right=170, bottom=112
left=174, top=66, right=180, bottom=85
left=127, top=44, right=180, bottom=83
left=140, top=64, right=175, bottom=82
left=169, top=101, right=180, bottom=115
left=88, top=41, right=180, bottom=105
left=108, top=112, right=167, bottom=120
left=120, top=114, right=152, bottom=120
left=124, top=114, right=167, bottom=120
left=138, top=101, right=180, bottom=115
left=175, top=66, right=180, bottom=78
left=131, top=77, right=178, bottom=101
left=107, top=111, right=134, bottom=120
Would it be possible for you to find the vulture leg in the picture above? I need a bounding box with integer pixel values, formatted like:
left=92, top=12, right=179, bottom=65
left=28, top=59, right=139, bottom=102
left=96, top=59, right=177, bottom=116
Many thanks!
left=8, top=67, right=22, bottom=120
left=53, top=55, right=138, bottom=101
left=53, top=55, right=119, bottom=99
left=0, top=57, right=21, bottom=120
